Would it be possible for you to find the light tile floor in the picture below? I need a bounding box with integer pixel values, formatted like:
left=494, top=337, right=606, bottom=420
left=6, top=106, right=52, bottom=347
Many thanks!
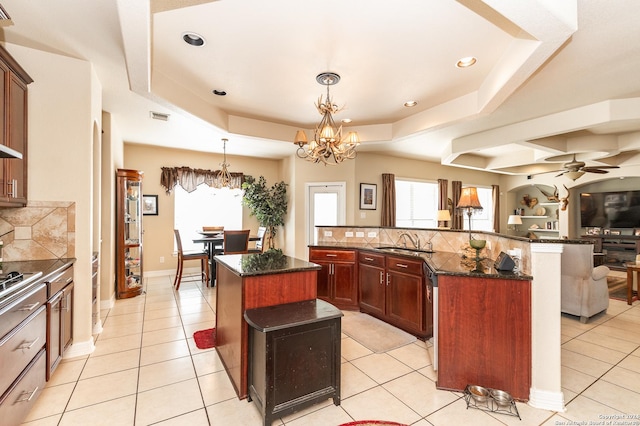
left=22, top=274, right=640, bottom=426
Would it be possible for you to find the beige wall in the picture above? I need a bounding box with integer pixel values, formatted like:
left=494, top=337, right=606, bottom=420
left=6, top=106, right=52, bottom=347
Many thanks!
left=123, top=143, right=281, bottom=273
left=7, top=43, right=101, bottom=356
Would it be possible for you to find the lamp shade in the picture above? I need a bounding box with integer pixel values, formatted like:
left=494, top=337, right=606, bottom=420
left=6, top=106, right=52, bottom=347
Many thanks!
left=294, top=130, right=308, bottom=146
left=564, top=170, right=585, bottom=181
left=508, top=215, right=523, bottom=225
left=437, top=210, right=451, bottom=221
left=457, top=187, right=482, bottom=209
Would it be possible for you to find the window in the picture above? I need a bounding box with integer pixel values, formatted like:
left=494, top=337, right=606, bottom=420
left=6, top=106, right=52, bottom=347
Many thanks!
left=461, top=186, right=494, bottom=232
left=395, top=179, right=439, bottom=228
left=174, top=185, right=243, bottom=251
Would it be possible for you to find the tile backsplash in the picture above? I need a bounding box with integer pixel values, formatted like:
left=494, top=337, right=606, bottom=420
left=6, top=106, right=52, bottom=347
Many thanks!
left=0, top=201, right=75, bottom=261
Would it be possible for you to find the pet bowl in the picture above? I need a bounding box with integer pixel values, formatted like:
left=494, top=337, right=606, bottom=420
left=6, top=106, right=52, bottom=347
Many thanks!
left=490, top=389, right=513, bottom=407
left=468, top=385, right=490, bottom=403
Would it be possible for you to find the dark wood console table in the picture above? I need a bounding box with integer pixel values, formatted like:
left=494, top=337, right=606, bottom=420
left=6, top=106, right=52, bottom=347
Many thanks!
left=581, top=235, right=640, bottom=271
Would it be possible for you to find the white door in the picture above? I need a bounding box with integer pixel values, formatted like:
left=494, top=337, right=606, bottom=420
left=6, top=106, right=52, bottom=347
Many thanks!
left=307, top=182, right=346, bottom=245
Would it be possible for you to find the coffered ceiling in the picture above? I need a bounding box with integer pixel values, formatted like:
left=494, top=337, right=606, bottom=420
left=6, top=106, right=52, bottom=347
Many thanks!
left=1, top=0, right=640, bottom=178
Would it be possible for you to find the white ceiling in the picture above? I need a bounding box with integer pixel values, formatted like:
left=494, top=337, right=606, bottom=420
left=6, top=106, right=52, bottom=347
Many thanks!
left=1, top=0, right=640, bottom=177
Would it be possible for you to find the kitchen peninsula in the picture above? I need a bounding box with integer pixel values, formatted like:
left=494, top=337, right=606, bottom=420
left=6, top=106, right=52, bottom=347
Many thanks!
left=214, top=251, right=321, bottom=399
left=310, top=225, right=580, bottom=407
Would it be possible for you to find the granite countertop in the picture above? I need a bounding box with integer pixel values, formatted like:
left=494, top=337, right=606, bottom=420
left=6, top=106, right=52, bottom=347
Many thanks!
left=215, top=252, right=321, bottom=277
left=311, top=243, right=532, bottom=281
left=3, top=258, right=76, bottom=280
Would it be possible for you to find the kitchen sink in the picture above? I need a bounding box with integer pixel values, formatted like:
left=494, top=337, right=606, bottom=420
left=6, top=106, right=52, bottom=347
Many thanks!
left=377, top=246, right=434, bottom=256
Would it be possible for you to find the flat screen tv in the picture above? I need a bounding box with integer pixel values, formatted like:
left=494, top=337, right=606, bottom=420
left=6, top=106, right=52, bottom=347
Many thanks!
left=580, top=190, right=640, bottom=228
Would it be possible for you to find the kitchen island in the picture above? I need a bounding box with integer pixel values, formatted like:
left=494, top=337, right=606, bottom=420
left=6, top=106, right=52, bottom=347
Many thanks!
left=214, top=251, right=321, bottom=399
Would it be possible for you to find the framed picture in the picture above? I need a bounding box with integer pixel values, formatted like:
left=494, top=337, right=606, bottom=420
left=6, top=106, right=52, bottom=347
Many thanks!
left=635, top=229, right=640, bottom=236
left=142, top=195, right=158, bottom=216
left=359, top=183, right=377, bottom=210
left=611, top=230, right=621, bottom=235
left=603, top=229, right=610, bottom=235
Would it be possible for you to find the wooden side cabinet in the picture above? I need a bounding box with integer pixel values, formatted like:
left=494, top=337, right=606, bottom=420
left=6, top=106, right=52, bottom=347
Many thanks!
left=116, top=169, right=144, bottom=299
left=245, top=299, right=342, bottom=426
left=309, top=248, right=358, bottom=310
left=0, top=44, right=33, bottom=207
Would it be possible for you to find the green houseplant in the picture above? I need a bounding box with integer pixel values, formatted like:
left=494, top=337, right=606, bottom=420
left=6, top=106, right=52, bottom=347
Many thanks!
left=241, top=175, right=288, bottom=249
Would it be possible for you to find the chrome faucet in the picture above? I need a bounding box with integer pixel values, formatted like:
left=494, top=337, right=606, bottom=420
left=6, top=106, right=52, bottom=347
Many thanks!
left=398, top=232, right=421, bottom=250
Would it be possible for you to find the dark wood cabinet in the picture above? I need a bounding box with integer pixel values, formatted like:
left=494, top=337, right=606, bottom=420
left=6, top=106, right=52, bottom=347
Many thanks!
left=46, top=265, right=74, bottom=380
left=436, top=275, right=531, bottom=401
left=309, top=248, right=358, bottom=310
left=0, top=44, right=32, bottom=207
left=116, top=169, right=144, bottom=299
left=358, top=251, right=433, bottom=339
left=358, top=251, right=385, bottom=316
left=245, top=299, right=342, bottom=426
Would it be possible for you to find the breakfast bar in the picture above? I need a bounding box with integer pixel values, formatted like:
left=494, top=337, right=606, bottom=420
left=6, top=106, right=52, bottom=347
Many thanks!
left=214, top=251, right=321, bottom=399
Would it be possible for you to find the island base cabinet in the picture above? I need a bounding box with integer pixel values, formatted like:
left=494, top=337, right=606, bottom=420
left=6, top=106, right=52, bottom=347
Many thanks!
left=436, top=275, right=531, bottom=401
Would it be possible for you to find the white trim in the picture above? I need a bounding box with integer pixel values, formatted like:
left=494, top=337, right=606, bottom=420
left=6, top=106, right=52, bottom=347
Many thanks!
left=305, top=182, right=346, bottom=246
left=63, top=337, right=95, bottom=359
left=528, top=388, right=566, bottom=412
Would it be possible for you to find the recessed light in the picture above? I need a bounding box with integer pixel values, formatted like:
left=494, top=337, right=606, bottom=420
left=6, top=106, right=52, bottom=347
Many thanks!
left=342, top=118, right=352, bottom=123
left=404, top=101, right=417, bottom=107
left=456, top=56, right=477, bottom=68
left=182, top=32, right=205, bottom=47
left=212, top=89, right=227, bottom=96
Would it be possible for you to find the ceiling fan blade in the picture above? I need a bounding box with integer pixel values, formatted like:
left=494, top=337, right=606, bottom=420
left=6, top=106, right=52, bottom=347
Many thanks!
left=583, top=168, right=609, bottom=174
left=555, top=171, right=566, bottom=177
left=583, top=165, right=620, bottom=170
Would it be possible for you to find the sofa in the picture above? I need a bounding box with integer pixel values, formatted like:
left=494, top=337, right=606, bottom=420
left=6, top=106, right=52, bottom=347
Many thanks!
left=560, top=243, right=610, bottom=323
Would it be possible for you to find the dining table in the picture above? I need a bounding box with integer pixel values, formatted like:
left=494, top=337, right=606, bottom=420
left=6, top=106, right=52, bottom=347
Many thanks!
left=193, top=231, right=260, bottom=286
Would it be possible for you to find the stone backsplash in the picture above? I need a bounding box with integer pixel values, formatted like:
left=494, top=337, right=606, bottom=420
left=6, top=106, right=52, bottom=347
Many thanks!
left=0, top=201, right=75, bottom=261
left=315, top=226, right=532, bottom=274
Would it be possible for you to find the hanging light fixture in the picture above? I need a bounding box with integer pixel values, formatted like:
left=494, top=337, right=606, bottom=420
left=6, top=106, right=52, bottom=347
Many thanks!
left=294, top=72, right=360, bottom=166
left=213, top=138, right=232, bottom=188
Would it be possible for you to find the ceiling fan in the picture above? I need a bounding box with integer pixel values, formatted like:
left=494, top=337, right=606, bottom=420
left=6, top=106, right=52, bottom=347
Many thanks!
left=554, top=154, right=620, bottom=180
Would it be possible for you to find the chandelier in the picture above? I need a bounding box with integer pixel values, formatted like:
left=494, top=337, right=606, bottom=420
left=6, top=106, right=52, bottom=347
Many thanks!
left=213, top=138, right=232, bottom=188
left=294, top=72, right=360, bottom=165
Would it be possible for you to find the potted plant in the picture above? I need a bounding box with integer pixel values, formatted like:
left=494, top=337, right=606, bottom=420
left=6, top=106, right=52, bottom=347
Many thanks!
left=241, top=175, right=288, bottom=249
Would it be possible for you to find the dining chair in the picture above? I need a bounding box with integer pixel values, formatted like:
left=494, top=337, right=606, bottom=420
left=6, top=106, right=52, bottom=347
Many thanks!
left=223, top=229, right=251, bottom=254
left=248, top=226, right=267, bottom=253
left=173, top=229, right=210, bottom=290
left=203, top=226, right=224, bottom=252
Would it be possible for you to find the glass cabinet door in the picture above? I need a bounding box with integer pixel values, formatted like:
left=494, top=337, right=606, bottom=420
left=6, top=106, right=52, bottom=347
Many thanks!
left=116, top=169, right=144, bottom=298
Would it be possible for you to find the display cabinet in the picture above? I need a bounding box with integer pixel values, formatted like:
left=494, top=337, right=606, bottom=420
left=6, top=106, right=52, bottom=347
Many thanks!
left=116, top=169, right=144, bottom=299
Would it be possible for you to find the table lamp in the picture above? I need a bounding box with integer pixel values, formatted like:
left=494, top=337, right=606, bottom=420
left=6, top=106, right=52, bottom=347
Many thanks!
left=457, top=187, right=485, bottom=270
left=437, top=209, right=451, bottom=229
left=508, top=214, right=522, bottom=232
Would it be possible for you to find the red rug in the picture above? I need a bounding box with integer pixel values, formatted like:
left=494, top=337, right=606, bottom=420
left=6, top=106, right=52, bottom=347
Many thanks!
left=340, top=422, right=408, bottom=426
left=193, top=328, right=216, bottom=349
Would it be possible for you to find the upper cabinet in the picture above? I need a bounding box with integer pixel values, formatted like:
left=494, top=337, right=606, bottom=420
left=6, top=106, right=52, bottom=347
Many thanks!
left=0, top=44, right=33, bottom=207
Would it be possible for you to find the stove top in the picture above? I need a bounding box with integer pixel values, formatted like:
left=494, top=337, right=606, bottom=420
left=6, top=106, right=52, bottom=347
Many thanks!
left=0, top=271, right=43, bottom=303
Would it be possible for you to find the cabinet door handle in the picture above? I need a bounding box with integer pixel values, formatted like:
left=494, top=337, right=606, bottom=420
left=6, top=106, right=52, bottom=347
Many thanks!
left=364, top=257, right=374, bottom=261
left=326, top=254, right=337, bottom=257
left=17, top=337, right=40, bottom=351
left=396, top=263, right=409, bottom=268
left=18, top=303, right=39, bottom=312
left=386, top=273, right=390, bottom=286
left=16, top=387, right=39, bottom=403
left=379, top=271, right=383, bottom=284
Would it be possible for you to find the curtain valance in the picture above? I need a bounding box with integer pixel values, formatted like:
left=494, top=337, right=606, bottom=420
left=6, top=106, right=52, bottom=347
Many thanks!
left=160, top=166, right=244, bottom=194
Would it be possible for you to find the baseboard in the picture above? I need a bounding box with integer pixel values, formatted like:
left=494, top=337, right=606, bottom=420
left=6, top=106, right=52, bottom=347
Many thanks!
left=528, top=387, right=565, bottom=412
left=64, top=337, right=96, bottom=359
